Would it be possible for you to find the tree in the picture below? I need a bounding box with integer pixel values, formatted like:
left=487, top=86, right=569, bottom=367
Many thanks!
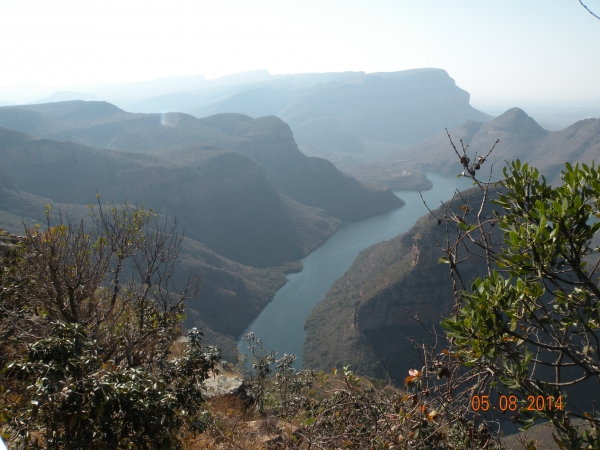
left=439, top=156, right=600, bottom=449
left=0, top=201, right=220, bottom=448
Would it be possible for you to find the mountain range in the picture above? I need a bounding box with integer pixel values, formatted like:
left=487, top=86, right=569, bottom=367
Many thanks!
left=0, top=101, right=402, bottom=221
left=303, top=108, right=600, bottom=414
left=3, top=69, right=492, bottom=163
left=0, top=99, right=405, bottom=359
left=382, top=107, right=600, bottom=184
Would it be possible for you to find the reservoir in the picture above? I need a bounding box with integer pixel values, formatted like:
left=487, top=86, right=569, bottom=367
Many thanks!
left=237, top=173, right=475, bottom=368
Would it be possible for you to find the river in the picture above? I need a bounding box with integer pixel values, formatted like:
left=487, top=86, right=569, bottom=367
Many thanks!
left=237, top=173, right=474, bottom=369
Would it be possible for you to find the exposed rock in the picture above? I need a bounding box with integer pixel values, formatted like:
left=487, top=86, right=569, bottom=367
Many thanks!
left=202, top=375, right=247, bottom=399
left=304, top=185, right=501, bottom=381
left=0, top=231, right=22, bottom=256
left=245, top=419, right=301, bottom=449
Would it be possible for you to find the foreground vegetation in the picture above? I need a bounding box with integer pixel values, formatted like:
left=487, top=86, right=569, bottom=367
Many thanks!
left=0, top=203, right=505, bottom=448
left=0, top=203, right=221, bottom=448
left=2, top=154, right=600, bottom=449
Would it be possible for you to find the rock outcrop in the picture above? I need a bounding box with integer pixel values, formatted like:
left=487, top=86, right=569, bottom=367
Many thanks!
left=304, top=185, right=501, bottom=382
left=0, top=231, right=21, bottom=256
left=202, top=375, right=248, bottom=399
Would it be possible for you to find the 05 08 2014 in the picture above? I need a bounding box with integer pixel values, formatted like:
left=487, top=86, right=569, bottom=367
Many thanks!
left=470, top=394, right=564, bottom=412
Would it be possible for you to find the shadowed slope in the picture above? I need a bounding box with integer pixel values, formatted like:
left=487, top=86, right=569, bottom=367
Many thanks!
left=0, top=102, right=403, bottom=221
left=0, top=126, right=339, bottom=267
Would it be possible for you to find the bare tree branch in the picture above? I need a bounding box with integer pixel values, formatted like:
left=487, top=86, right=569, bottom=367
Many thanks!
left=579, top=0, right=600, bottom=20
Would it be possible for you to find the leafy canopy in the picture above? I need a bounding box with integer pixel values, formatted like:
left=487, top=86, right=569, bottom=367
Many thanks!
left=442, top=160, right=600, bottom=449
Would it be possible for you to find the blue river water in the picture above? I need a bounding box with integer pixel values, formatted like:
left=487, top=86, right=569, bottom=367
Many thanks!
left=237, top=173, right=474, bottom=368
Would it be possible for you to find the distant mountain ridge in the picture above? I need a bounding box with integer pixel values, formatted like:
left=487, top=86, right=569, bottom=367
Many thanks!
left=139, top=69, right=492, bottom=152
left=0, top=101, right=403, bottom=221
left=23, top=69, right=490, bottom=156
left=384, top=107, right=600, bottom=184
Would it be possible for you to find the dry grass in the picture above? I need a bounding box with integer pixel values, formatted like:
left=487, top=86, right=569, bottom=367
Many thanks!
left=182, top=396, right=268, bottom=450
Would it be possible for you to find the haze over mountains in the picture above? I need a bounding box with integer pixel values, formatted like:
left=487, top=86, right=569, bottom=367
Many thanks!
left=0, top=101, right=402, bottom=222
left=0, top=69, right=498, bottom=193
left=383, top=107, right=600, bottom=185
left=3, top=67, right=600, bottom=376
left=0, top=88, right=407, bottom=359
left=3, top=69, right=492, bottom=156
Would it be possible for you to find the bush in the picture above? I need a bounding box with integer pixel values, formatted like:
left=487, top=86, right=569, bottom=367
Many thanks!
left=440, top=159, right=600, bottom=449
left=0, top=202, right=220, bottom=449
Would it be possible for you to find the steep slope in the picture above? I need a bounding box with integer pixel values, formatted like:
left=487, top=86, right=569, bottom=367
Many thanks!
left=200, top=114, right=404, bottom=220
left=0, top=126, right=339, bottom=267
left=304, top=186, right=499, bottom=380
left=0, top=184, right=289, bottom=361
left=0, top=102, right=403, bottom=221
left=279, top=69, right=491, bottom=146
left=384, top=107, right=600, bottom=184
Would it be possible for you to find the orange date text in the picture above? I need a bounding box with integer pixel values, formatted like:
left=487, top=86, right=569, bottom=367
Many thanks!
left=470, top=395, right=563, bottom=412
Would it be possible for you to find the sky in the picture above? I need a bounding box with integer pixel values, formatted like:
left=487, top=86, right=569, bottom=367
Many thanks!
left=1, top=0, right=599, bottom=108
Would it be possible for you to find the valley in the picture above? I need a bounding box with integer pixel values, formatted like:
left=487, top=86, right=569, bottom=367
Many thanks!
left=2, top=69, right=600, bottom=447
left=0, top=68, right=494, bottom=363
left=3, top=73, right=600, bottom=373
left=238, top=172, right=474, bottom=368
left=3, top=2, right=600, bottom=447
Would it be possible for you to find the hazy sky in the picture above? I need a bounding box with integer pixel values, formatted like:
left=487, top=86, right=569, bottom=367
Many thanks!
left=1, top=0, right=599, bottom=107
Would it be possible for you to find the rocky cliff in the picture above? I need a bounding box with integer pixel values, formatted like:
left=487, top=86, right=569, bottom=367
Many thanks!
left=206, top=114, right=404, bottom=220
left=0, top=102, right=403, bottom=221
left=304, top=185, right=501, bottom=381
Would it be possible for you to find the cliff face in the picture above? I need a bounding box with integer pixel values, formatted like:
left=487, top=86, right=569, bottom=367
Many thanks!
left=0, top=126, right=339, bottom=267
left=304, top=186, right=501, bottom=381
left=280, top=69, right=492, bottom=146
left=227, top=115, right=404, bottom=220
left=353, top=228, right=486, bottom=331
left=173, top=69, right=492, bottom=150
left=0, top=102, right=403, bottom=222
